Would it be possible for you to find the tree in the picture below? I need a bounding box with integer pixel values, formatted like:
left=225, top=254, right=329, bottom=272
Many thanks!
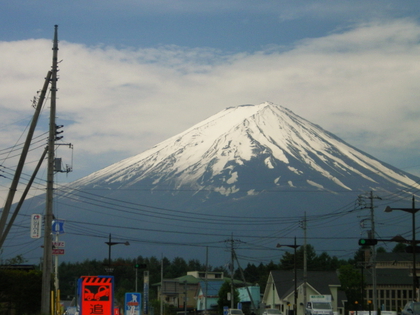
left=279, top=244, right=342, bottom=271
left=376, top=247, right=386, bottom=253
left=338, top=264, right=364, bottom=310
left=166, top=257, right=188, bottom=278
left=392, top=243, right=407, bottom=253
left=242, top=263, right=259, bottom=284
left=4, top=254, right=27, bottom=265
left=188, top=259, right=204, bottom=271
left=218, top=280, right=239, bottom=314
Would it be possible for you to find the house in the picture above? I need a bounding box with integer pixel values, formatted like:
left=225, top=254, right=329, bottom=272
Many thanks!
left=196, top=279, right=226, bottom=311
left=362, top=252, right=420, bottom=312
left=261, top=270, right=346, bottom=315
left=237, top=286, right=261, bottom=311
left=155, top=271, right=238, bottom=312
left=155, top=273, right=200, bottom=312
left=155, top=271, right=256, bottom=314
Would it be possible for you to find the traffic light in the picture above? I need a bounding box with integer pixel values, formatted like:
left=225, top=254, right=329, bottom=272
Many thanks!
left=358, top=239, right=378, bottom=246
left=134, top=263, right=147, bottom=269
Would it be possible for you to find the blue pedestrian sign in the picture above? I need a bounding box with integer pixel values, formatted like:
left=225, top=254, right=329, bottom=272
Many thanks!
left=125, top=293, right=141, bottom=315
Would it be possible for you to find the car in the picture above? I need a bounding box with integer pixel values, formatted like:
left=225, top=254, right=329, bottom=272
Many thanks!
left=263, top=309, right=282, bottom=315
left=401, top=301, right=420, bottom=315
left=84, top=288, right=95, bottom=301
left=227, top=309, right=244, bottom=315
left=94, top=285, right=110, bottom=300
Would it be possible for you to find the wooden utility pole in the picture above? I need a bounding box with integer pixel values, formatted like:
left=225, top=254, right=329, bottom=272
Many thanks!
left=230, top=234, right=235, bottom=309
left=41, top=25, right=59, bottom=315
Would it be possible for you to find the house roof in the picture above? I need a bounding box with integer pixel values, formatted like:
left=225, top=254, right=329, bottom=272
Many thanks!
left=152, top=274, right=201, bottom=286
left=364, top=268, right=414, bottom=285
left=376, top=252, right=420, bottom=262
left=153, top=274, right=243, bottom=286
left=176, top=274, right=202, bottom=284
left=270, top=270, right=346, bottom=302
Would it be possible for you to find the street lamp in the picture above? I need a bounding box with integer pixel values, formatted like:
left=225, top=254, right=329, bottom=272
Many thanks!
left=105, top=233, right=130, bottom=273
left=385, top=196, right=420, bottom=301
left=277, top=237, right=300, bottom=315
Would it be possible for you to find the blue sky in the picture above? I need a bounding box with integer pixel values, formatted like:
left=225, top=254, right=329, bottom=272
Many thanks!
left=3, top=1, right=420, bottom=52
left=2, top=1, right=420, bottom=264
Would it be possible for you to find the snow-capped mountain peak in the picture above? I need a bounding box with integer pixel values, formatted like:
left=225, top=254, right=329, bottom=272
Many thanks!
left=72, top=102, right=417, bottom=198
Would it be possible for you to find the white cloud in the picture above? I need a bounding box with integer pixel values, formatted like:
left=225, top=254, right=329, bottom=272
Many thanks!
left=1, top=19, right=420, bottom=203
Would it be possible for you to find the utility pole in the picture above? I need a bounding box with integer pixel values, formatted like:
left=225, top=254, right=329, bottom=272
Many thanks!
left=225, top=235, right=241, bottom=309
left=41, top=25, right=59, bottom=315
left=276, top=238, right=300, bottom=314
left=205, top=246, right=208, bottom=311
left=160, top=255, right=164, bottom=315
left=303, top=212, right=307, bottom=313
left=359, top=191, right=381, bottom=311
left=233, top=249, right=257, bottom=311
left=370, top=191, right=378, bottom=312
left=0, top=70, right=51, bottom=246
left=230, top=234, right=235, bottom=309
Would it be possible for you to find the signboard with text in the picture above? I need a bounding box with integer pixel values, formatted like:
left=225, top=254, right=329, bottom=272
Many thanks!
left=52, top=248, right=65, bottom=255
left=30, top=214, right=42, bottom=238
left=79, top=276, right=114, bottom=315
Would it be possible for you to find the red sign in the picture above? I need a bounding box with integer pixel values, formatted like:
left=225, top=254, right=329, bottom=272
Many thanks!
left=80, top=276, right=114, bottom=315
left=52, top=249, right=65, bottom=255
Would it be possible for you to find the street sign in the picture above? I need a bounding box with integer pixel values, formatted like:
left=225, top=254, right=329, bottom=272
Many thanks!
left=79, top=276, right=114, bottom=315
left=52, top=219, right=65, bottom=234
left=30, top=214, right=42, bottom=238
left=125, top=293, right=141, bottom=315
left=53, top=241, right=65, bottom=248
left=52, top=249, right=65, bottom=255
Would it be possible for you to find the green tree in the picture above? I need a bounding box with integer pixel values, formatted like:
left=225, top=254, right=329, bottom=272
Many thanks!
left=4, top=254, right=27, bottom=265
left=376, top=247, right=386, bottom=253
left=279, top=244, right=342, bottom=271
left=218, top=280, right=239, bottom=314
left=242, top=263, right=259, bottom=284
left=338, top=264, right=364, bottom=310
left=188, top=259, right=204, bottom=271
left=166, top=257, right=188, bottom=278
left=392, top=243, right=407, bottom=253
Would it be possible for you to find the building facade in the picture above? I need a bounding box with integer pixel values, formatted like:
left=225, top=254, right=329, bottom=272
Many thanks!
left=261, top=270, right=346, bottom=315
left=363, top=252, right=420, bottom=312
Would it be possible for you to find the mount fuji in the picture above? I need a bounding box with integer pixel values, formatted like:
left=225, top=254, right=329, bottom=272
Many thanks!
left=4, top=102, right=419, bottom=266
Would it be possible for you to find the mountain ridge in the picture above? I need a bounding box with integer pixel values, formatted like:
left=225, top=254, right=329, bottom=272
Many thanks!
left=69, top=102, right=417, bottom=196
left=3, top=101, right=419, bottom=266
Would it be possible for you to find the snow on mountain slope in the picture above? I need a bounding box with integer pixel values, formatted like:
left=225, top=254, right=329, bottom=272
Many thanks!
left=70, top=102, right=417, bottom=196
left=5, top=101, right=420, bottom=266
